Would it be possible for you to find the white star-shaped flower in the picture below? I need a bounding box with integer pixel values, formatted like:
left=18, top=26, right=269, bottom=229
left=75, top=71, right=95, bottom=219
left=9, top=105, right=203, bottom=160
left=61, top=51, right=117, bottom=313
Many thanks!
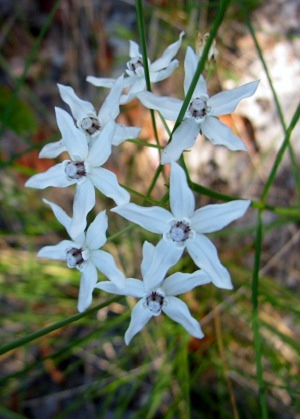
left=138, top=46, right=259, bottom=164
left=38, top=200, right=125, bottom=312
left=87, top=32, right=184, bottom=104
left=25, top=107, right=130, bottom=237
left=96, top=241, right=211, bottom=344
left=112, top=162, right=251, bottom=289
left=39, top=75, right=141, bottom=159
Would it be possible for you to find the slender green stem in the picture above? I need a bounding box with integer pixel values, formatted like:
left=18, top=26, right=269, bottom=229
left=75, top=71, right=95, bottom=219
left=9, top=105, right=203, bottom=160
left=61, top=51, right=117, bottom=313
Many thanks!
left=252, top=210, right=269, bottom=418
left=0, top=296, right=122, bottom=356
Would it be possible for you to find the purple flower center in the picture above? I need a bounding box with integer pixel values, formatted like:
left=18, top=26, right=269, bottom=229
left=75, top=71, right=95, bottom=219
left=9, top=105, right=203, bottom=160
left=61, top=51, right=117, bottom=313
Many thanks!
left=128, top=57, right=144, bottom=73
left=146, top=291, right=164, bottom=313
left=188, top=97, right=206, bottom=119
left=66, top=247, right=84, bottom=268
left=170, top=221, right=191, bottom=243
left=65, top=162, right=86, bottom=179
left=80, top=116, right=101, bottom=136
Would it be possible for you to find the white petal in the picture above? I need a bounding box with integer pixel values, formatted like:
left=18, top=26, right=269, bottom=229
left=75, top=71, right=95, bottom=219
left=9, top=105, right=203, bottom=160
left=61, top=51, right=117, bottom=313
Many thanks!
left=142, top=239, right=183, bottom=290
left=96, top=278, right=144, bottom=298
left=98, top=75, right=124, bottom=124
left=87, top=121, right=114, bottom=167
left=57, top=84, right=95, bottom=121
left=163, top=270, right=211, bottom=296
left=89, top=168, right=130, bottom=205
left=150, top=32, right=184, bottom=72
left=187, top=234, right=233, bottom=289
left=191, top=200, right=251, bottom=233
left=140, top=241, right=155, bottom=279
left=77, top=262, right=98, bottom=312
left=150, top=59, right=179, bottom=82
left=25, top=163, right=75, bottom=189
left=37, top=240, right=74, bottom=261
left=184, top=47, right=207, bottom=97
left=161, top=118, right=200, bottom=164
left=42, top=198, right=71, bottom=232
left=137, top=91, right=182, bottom=120
left=113, top=124, right=141, bottom=146
left=70, top=179, right=95, bottom=238
left=86, top=76, right=115, bottom=88
left=163, top=296, right=204, bottom=338
left=201, top=116, right=247, bottom=151
left=170, top=162, right=195, bottom=219
left=55, top=107, right=89, bottom=160
left=92, top=250, right=125, bottom=288
left=39, top=140, right=66, bottom=159
left=208, top=80, right=259, bottom=116
left=85, top=210, right=108, bottom=249
left=125, top=299, right=153, bottom=345
left=111, top=203, right=171, bottom=234
left=129, top=40, right=140, bottom=58
left=120, top=77, right=146, bottom=104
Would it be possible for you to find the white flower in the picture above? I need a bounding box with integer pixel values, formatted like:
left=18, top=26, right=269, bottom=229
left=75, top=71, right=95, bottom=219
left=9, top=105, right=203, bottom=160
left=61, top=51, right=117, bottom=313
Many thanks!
left=25, top=107, right=130, bottom=237
left=96, top=241, right=211, bottom=344
left=87, top=32, right=184, bottom=104
left=112, top=162, right=251, bottom=289
left=40, top=75, right=141, bottom=159
left=138, top=46, right=259, bottom=164
left=38, top=200, right=125, bottom=312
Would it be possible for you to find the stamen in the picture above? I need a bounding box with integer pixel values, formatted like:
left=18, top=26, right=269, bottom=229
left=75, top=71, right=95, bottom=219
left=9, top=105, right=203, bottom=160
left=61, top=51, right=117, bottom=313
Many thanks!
left=65, top=161, right=86, bottom=179
left=188, top=97, right=206, bottom=120
left=146, top=291, right=164, bottom=314
left=66, top=248, right=84, bottom=268
left=128, top=57, right=144, bottom=73
left=80, top=116, right=100, bottom=136
left=170, top=221, right=191, bottom=243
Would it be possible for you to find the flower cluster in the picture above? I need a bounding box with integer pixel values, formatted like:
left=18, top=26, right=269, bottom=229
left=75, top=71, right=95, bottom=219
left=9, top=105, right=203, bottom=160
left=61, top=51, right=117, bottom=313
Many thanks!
left=26, top=32, right=257, bottom=344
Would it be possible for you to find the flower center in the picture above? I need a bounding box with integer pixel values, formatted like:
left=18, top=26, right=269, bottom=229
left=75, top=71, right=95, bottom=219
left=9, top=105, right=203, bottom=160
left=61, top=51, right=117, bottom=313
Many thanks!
left=146, top=291, right=164, bottom=314
left=66, top=247, right=84, bottom=268
left=170, top=221, right=191, bottom=243
left=80, top=116, right=101, bottom=136
left=188, top=97, right=207, bottom=121
left=128, top=57, right=144, bottom=73
left=65, top=161, right=86, bottom=180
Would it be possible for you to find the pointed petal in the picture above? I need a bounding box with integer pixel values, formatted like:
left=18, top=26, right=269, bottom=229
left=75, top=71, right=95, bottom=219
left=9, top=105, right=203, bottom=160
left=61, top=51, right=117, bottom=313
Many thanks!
left=70, top=179, right=95, bottom=238
left=55, top=107, right=89, bottom=160
left=39, top=140, right=66, bottom=159
left=120, top=77, right=146, bottom=104
left=143, top=239, right=183, bottom=290
left=191, top=200, right=251, bottom=233
left=150, top=32, right=184, bottom=72
left=37, top=240, right=74, bottom=261
left=125, top=299, right=153, bottom=345
left=25, top=163, right=75, bottom=189
left=161, top=118, right=199, bottom=164
left=86, top=210, right=107, bottom=249
left=86, top=76, right=115, bottom=88
left=92, top=250, right=125, bottom=288
left=96, top=278, right=144, bottom=298
left=137, top=91, right=182, bottom=120
left=98, top=75, right=124, bottom=124
left=163, top=270, right=211, bottom=296
left=184, top=46, right=207, bottom=97
left=57, top=84, right=95, bottom=121
left=150, top=59, right=179, bottom=82
left=201, top=117, right=247, bottom=151
left=129, top=40, right=140, bottom=57
left=42, top=198, right=71, bottom=232
left=163, top=296, right=204, bottom=338
left=87, top=121, right=114, bottom=167
left=111, top=203, right=171, bottom=234
left=89, top=168, right=130, bottom=205
left=140, top=241, right=155, bottom=279
left=170, top=162, right=195, bottom=218
left=113, top=124, right=141, bottom=146
left=187, top=234, right=233, bottom=289
left=77, top=262, right=98, bottom=312
left=208, top=80, right=259, bottom=116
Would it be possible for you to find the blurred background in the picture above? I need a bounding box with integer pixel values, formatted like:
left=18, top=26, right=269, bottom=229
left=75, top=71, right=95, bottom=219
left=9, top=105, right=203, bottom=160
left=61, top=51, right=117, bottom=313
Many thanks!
left=0, top=0, right=299, bottom=418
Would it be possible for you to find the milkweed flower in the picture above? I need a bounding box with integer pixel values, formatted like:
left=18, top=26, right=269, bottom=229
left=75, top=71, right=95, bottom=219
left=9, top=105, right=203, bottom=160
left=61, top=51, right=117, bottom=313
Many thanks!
left=25, top=107, right=130, bottom=237
left=87, top=32, right=184, bottom=104
left=138, top=46, right=259, bottom=164
left=38, top=200, right=125, bottom=312
left=96, top=241, right=211, bottom=344
left=112, top=162, right=251, bottom=289
left=39, top=75, right=141, bottom=159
